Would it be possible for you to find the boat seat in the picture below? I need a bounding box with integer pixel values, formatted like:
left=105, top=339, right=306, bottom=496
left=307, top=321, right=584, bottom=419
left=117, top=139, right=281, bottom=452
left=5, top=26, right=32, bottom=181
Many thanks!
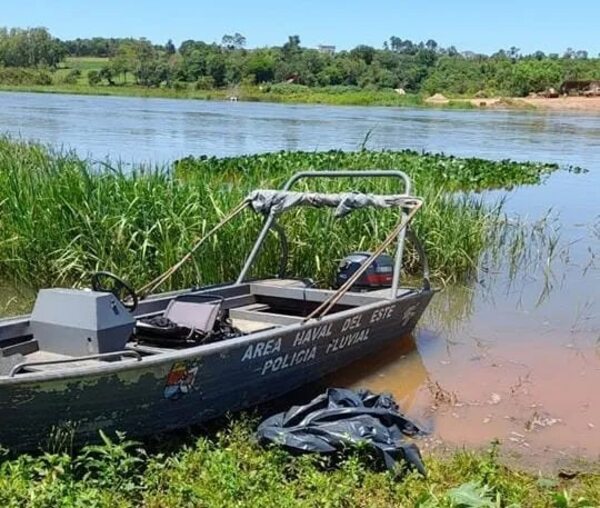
left=0, top=338, right=38, bottom=358
left=6, top=351, right=105, bottom=374
left=164, top=295, right=222, bottom=332
left=229, top=307, right=305, bottom=326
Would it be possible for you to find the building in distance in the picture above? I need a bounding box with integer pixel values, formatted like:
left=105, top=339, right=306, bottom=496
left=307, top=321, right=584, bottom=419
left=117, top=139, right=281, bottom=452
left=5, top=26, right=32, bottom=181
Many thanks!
left=318, top=45, right=336, bottom=55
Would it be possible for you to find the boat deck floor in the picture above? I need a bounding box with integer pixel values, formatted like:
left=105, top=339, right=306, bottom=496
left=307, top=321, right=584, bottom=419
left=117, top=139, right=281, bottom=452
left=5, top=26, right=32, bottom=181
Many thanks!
left=230, top=318, right=276, bottom=333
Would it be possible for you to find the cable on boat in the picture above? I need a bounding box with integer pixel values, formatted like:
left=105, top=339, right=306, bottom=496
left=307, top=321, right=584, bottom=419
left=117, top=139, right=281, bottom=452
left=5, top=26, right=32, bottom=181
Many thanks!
left=139, top=199, right=250, bottom=297
left=304, top=198, right=423, bottom=321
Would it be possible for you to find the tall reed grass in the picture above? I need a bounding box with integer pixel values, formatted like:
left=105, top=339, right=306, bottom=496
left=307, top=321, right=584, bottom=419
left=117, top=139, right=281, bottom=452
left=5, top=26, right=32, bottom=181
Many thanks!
left=0, top=138, right=560, bottom=294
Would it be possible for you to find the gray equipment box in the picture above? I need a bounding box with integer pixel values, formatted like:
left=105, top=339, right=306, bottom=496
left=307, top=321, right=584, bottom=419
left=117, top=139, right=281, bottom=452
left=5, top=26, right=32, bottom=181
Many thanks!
left=30, top=289, right=135, bottom=357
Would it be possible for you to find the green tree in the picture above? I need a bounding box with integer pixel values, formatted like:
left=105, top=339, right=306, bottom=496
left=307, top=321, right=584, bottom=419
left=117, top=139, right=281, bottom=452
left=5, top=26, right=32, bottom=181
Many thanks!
left=87, top=70, right=101, bottom=86
left=282, top=35, right=301, bottom=57
left=350, top=45, right=376, bottom=65
left=221, top=33, right=246, bottom=50
left=165, top=39, right=176, bottom=55
left=0, top=27, right=65, bottom=68
left=99, top=66, right=115, bottom=86
left=509, top=59, right=562, bottom=95
left=245, top=49, right=276, bottom=83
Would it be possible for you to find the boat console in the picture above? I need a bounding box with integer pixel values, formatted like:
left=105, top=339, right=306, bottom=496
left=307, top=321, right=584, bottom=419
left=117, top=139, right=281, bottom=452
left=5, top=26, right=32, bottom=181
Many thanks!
left=30, top=288, right=135, bottom=357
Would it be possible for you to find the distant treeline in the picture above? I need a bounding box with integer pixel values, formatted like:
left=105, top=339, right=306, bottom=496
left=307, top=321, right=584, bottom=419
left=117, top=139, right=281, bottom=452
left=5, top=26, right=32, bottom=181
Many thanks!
left=1, top=26, right=600, bottom=96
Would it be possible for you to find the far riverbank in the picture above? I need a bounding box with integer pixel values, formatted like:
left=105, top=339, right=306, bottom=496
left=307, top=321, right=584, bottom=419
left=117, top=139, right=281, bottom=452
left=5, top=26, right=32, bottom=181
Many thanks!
left=4, top=83, right=600, bottom=112
left=0, top=83, right=465, bottom=108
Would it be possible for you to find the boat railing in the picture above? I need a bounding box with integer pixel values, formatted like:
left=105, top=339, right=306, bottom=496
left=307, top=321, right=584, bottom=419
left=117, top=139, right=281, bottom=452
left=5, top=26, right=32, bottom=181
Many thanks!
left=8, top=350, right=142, bottom=377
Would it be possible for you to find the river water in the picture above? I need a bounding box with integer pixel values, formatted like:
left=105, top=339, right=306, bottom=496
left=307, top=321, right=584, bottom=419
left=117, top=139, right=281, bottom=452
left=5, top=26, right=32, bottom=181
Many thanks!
left=1, top=91, right=599, bottom=467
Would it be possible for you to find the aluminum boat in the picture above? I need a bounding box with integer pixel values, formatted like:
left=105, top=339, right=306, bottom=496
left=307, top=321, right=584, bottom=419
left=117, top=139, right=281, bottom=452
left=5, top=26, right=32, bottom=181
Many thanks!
left=0, top=170, right=434, bottom=450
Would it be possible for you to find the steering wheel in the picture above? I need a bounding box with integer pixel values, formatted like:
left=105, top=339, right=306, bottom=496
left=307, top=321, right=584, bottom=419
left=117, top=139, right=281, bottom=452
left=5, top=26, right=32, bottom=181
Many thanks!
left=91, top=271, right=138, bottom=312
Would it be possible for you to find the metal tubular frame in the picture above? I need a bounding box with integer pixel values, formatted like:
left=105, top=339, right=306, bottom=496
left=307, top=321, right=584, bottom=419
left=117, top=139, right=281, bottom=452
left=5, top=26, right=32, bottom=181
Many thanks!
left=235, top=170, right=412, bottom=298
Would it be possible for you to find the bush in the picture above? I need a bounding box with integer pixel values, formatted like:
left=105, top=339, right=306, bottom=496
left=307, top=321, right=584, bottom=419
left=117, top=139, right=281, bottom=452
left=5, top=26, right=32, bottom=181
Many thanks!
left=321, top=85, right=362, bottom=94
left=60, top=69, right=81, bottom=85
left=172, top=80, right=188, bottom=91
left=0, top=68, right=53, bottom=85
left=194, top=76, right=215, bottom=90
left=87, top=70, right=101, bottom=86
left=266, top=83, right=310, bottom=95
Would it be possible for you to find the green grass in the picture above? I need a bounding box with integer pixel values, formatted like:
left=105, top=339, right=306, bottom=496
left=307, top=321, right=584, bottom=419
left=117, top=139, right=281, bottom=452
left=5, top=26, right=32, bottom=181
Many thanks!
left=1, top=81, right=413, bottom=106
left=0, top=138, right=561, bottom=305
left=0, top=419, right=597, bottom=507
left=0, top=83, right=217, bottom=100
left=246, top=84, right=429, bottom=107
left=62, top=56, right=111, bottom=71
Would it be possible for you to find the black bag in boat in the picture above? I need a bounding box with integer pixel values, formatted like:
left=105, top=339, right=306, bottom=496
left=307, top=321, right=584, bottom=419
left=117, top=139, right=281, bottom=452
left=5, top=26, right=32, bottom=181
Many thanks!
left=256, top=388, right=426, bottom=475
left=136, top=316, right=197, bottom=344
left=136, top=315, right=242, bottom=346
left=135, top=293, right=244, bottom=346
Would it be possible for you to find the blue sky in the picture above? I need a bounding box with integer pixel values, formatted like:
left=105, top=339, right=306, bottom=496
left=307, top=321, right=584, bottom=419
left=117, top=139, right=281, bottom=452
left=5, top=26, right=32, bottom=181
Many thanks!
left=3, top=0, right=598, bottom=55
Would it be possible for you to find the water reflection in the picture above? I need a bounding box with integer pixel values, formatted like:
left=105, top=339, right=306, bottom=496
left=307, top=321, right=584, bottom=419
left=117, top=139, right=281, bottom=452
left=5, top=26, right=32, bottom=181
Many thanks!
left=325, top=335, right=430, bottom=415
left=421, top=285, right=476, bottom=341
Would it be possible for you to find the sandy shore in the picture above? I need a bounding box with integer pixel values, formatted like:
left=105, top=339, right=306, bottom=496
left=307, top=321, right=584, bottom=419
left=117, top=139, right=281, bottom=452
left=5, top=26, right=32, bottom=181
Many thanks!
left=472, top=96, right=600, bottom=112
left=521, top=96, right=600, bottom=111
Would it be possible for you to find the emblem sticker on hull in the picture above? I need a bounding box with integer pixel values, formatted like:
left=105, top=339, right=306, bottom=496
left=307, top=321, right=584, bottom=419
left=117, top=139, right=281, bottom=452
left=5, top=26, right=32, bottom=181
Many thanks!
left=164, top=361, right=199, bottom=400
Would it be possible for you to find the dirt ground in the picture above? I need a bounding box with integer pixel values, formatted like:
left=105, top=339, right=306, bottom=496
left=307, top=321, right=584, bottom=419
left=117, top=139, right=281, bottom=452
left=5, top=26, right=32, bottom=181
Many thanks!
left=472, top=96, right=600, bottom=112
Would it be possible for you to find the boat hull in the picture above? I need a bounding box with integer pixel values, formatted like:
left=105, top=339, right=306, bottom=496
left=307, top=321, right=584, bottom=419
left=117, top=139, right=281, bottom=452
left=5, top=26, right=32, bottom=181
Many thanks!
left=0, top=290, right=433, bottom=451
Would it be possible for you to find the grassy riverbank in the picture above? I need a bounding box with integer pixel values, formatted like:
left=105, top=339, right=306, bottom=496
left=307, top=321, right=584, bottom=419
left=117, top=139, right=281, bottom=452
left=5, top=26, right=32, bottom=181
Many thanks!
left=0, top=419, right=598, bottom=507
left=0, top=138, right=561, bottom=300
left=0, top=82, right=474, bottom=108
left=0, top=57, right=473, bottom=107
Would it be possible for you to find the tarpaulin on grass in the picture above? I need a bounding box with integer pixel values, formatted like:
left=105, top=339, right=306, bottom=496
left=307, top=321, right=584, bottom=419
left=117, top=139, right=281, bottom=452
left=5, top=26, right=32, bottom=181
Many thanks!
left=256, top=388, right=426, bottom=475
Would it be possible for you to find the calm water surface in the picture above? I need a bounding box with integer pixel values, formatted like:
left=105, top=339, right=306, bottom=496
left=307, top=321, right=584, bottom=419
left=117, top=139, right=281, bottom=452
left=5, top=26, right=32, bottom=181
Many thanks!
left=1, top=91, right=598, bottom=465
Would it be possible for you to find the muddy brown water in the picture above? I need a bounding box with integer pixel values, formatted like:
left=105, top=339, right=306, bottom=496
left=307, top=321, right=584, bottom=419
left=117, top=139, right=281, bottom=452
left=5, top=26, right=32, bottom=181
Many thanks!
left=0, top=91, right=598, bottom=467
left=329, top=188, right=600, bottom=466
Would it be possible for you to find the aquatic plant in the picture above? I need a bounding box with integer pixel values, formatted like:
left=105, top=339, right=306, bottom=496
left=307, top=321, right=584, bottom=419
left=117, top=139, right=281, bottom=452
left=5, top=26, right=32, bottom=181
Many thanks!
left=0, top=137, right=561, bottom=314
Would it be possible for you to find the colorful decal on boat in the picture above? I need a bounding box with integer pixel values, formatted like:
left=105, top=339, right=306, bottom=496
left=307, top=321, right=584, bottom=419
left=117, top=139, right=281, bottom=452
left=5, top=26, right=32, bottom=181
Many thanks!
left=164, top=361, right=199, bottom=400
